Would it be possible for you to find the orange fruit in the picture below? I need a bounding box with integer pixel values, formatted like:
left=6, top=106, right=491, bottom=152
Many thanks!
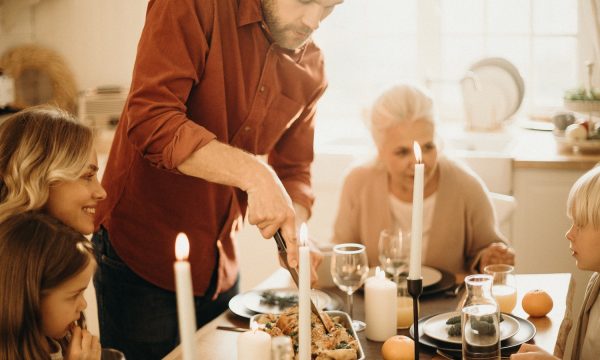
left=522, top=289, right=553, bottom=317
left=381, top=335, right=414, bottom=360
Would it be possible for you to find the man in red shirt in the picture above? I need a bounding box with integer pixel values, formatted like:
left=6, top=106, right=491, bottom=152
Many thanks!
left=93, top=0, right=343, bottom=358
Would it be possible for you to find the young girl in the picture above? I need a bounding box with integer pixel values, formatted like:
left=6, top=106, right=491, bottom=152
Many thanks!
left=0, top=212, right=101, bottom=359
left=0, top=105, right=106, bottom=234
left=512, top=166, right=600, bottom=359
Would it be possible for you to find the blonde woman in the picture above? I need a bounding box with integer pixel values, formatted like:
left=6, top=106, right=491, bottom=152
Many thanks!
left=0, top=106, right=106, bottom=234
left=332, top=84, right=514, bottom=275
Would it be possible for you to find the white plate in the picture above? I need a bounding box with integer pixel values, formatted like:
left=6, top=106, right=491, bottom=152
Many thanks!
left=423, top=311, right=520, bottom=345
left=242, top=288, right=331, bottom=314
left=471, top=58, right=524, bottom=118
left=369, top=265, right=442, bottom=288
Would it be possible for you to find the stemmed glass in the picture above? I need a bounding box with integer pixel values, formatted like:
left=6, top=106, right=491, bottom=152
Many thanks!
left=378, top=229, right=410, bottom=287
left=331, top=243, right=369, bottom=332
left=484, top=264, right=517, bottom=313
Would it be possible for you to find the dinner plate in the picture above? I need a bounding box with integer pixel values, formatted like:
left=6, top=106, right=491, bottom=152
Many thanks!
left=370, top=265, right=443, bottom=288
left=228, top=289, right=343, bottom=319
left=410, top=313, right=536, bottom=357
left=470, top=57, right=525, bottom=118
left=242, top=288, right=331, bottom=314
left=422, top=311, right=519, bottom=345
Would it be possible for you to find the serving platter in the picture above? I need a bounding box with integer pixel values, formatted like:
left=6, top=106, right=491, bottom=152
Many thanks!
left=251, top=310, right=365, bottom=360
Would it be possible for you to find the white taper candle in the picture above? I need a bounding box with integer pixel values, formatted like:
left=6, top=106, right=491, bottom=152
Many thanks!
left=174, top=233, right=197, bottom=360
left=298, top=223, right=311, bottom=360
left=409, top=142, right=424, bottom=280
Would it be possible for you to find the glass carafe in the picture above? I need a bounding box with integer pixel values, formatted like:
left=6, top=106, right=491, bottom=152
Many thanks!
left=461, top=274, right=500, bottom=360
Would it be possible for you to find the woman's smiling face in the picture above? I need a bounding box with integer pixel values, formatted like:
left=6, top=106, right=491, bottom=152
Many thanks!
left=45, top=150, right=106, bottom=234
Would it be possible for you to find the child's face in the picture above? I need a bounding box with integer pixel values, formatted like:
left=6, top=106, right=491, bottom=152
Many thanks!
left=566, top=222, right=600, bottom=272
left=40, top=260, right=96, bottom=339
left=45, top=150, right=107, bottom=235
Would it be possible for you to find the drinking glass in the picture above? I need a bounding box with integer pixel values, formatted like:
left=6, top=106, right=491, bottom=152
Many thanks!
left=331, top=243, right=369, bottom=332
left=378, top=229, right=410, bottom=287
left=101, top=348, right=126, bottom=360
left=484, top=264, right=517, bottom=313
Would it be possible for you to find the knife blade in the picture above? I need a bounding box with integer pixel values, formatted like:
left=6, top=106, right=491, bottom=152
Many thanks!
left=274, top=230, right=331, bottom=333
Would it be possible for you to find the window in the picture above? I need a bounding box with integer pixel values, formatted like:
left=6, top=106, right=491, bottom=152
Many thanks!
left=313, top=0, right=581, bottom=147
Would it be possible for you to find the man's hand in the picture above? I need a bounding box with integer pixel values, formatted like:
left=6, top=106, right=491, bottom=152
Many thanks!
left=177, top=140, right=300, bottom=267
left=65, top=326, right=101, bottom=360
left=246, top=166, right=298, bottom=267
left=510, top=343, right=558, bottom=359
left=479, top=242, right=515, bottom=271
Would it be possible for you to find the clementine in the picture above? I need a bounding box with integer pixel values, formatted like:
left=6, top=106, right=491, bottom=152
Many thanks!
left=522, top=289, right=553, bottom=317
left=381, top=335, right=414, bottom=360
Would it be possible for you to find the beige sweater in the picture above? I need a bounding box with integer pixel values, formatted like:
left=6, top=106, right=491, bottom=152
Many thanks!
left=331, top=156, right=507, bottom=274
left=572, top=272, right=600, bottom=360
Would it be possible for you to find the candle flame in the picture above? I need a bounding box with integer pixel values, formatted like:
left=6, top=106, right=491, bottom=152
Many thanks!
left=299, top=223, right=308, bottom=247
left=413, top=141, right=422, bottom=163
left=175, top=232, right=190, bottom=261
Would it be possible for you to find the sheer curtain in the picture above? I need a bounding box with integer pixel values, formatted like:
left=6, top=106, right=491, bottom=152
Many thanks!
left=587, top=0, right=600, bottom=86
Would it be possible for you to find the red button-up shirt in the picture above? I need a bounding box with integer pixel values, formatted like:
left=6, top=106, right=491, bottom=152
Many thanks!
left=95, top=0, right=327, bottom=296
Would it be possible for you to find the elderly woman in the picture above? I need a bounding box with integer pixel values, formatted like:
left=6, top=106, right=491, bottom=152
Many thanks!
left=331, top=84, right=514, bottom=275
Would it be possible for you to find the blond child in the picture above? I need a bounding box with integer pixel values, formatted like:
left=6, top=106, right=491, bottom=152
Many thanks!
left=0, top=212, right=101, bottom=360
left=511, top=166, right=600, bottom=359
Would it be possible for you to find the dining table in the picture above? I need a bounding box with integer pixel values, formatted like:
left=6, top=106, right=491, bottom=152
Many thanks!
left=164, top=268, right=574, bottom=360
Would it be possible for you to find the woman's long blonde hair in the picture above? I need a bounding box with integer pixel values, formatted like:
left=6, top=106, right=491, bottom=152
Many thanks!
left=0, top=106, right=93, bottom=223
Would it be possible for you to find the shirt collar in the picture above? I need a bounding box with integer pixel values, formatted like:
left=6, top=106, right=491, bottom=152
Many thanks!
left=238, top=0, right=263, bottom=27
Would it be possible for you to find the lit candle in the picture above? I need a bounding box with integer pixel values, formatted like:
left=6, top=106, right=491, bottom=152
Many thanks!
left=408, top=142, right=423, bottom=280
left=174, top=233, right=197, bottom=360
left=237, top=330, right=271, bottom=360
left=298, top=223, right=311, bottom=360
left=365, top=267, right=397, bottom=341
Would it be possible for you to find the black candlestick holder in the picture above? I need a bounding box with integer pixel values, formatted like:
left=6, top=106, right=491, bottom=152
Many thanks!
left=407, top=278, right=423, bottom=359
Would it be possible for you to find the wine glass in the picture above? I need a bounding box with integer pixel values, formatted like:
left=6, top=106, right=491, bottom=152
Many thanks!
left=378, top=229, right=410, bottom=287
left=331, top=243, right=369, bottom=332
left=484, top=264, right=517, bottom=313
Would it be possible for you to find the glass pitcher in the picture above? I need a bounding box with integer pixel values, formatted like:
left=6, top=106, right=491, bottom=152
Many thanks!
left=461, top=274, right=500, bottom=360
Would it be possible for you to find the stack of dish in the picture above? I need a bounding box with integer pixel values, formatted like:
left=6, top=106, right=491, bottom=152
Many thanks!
left=411, top=312, right=536, bottom=358
left=461, top=57, right=525, bottom=130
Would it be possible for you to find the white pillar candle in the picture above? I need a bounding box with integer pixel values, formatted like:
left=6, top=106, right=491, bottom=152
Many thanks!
left=237, top=330, right=272, bottom=360
left=408, top=141, right=424, bottom=280
left=298, top=223, right=311, bottom=360
left=365, top=267, right=397, bottom=341
left=174, top=233, right=197, bottom=360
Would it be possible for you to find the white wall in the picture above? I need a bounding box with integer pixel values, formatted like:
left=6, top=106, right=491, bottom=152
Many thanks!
left=1, top=0, right=147, bottom=90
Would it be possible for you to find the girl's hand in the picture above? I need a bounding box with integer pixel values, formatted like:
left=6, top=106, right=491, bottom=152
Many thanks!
left=66, top=326, right=101, bottom=360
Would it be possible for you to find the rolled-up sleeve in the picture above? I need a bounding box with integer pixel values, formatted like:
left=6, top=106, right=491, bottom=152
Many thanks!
left=124, top=0, right=217, bottom=171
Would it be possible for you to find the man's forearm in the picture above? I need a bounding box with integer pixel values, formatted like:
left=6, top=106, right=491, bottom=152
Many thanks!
left=176, top=139, right=271, bottom=191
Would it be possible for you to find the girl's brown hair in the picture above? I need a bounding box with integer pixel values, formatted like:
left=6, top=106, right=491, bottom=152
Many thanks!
left=0, top=106, right=94, bottom=223
left=0, top=212, right=94, bottom=359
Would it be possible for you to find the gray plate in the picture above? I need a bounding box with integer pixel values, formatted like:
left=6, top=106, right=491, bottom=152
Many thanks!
left=250, top=310, right=365, bottom=360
